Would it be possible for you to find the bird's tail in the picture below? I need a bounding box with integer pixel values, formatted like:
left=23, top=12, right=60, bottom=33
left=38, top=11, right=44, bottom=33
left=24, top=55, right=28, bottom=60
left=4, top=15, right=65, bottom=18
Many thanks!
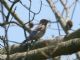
left=22, top=40, right=27, bottom=44
left=21, top=37, right=30, bottom=44
left=20, top=38, right=32, bottom=50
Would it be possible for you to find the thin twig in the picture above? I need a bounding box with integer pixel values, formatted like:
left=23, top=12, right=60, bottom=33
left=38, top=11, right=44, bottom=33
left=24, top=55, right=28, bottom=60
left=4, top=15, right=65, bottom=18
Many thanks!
left=57, top=22, right=61, bottom=36
left=1, top=3, right=5, bottom=22
left=71, top=0, right=78, bottom=20
left=20, top=0, right=42, bottom=15
left=7, top=7, right=17, bottom=30
left=60, top=0, right=70, bottom=19
left=6, top=0, right=20, bottom=22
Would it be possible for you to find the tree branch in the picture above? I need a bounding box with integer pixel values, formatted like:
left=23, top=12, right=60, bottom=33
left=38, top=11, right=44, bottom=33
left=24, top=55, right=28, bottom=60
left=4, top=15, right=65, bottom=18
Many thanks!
left=0, top=38, right=80, bottom=60
left=0, top=0, right=31, bottom=33
left=47, top=0, right=70, bottom=34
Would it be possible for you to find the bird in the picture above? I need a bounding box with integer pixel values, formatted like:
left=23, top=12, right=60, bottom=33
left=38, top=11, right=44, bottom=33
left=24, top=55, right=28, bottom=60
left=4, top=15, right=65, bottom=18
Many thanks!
left=22, top=19, right=49, bottom=44
left=65, top=20, right=73, bottom=34
left=66, top=20, right=73, bottom=30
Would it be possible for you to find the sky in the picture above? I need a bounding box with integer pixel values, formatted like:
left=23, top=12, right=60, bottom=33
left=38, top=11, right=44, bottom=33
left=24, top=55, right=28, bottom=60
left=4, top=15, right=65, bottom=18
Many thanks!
left=0, top=0, right=80, bottom=60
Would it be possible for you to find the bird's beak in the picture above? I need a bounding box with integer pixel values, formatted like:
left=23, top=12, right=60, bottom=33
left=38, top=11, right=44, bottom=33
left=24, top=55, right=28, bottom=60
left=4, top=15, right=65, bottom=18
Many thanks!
left=48, top=20, right=57, bottom=23
left=48, top=20, right=51, bottom=23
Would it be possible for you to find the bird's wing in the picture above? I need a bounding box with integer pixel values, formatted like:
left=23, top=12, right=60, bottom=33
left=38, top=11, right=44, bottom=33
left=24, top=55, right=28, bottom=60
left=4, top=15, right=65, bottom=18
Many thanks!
left=29, top=25, right=46, bottom=40
left=36, top=24, right=45, bottom=31
left=29, top=31, right=37, bottom=37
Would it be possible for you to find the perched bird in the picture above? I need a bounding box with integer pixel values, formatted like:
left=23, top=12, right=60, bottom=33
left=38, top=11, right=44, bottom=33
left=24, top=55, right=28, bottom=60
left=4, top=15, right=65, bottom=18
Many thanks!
left=65, top=20, right=73, bottom=34
left=22, top=19, right=49, bottom=44
left=66, top=20, right=73, bottom=30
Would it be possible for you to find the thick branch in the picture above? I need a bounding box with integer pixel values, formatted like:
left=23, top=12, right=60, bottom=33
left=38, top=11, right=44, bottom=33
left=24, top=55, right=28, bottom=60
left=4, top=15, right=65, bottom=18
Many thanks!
left=47, top=0, right=69, bottom=34
left=0, top=38, right=80, bottom=60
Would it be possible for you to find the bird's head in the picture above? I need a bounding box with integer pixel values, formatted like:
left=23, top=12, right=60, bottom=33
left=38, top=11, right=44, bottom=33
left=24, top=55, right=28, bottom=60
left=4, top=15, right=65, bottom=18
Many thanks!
left=39, top=19, right=50, bottom=25
left=66, top=20, right=73, bottom=30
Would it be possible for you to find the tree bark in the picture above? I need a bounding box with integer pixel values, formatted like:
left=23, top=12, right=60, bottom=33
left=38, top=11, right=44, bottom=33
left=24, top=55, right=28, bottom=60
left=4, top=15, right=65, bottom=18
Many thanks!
left=0, top=38, right=80, bottom=60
